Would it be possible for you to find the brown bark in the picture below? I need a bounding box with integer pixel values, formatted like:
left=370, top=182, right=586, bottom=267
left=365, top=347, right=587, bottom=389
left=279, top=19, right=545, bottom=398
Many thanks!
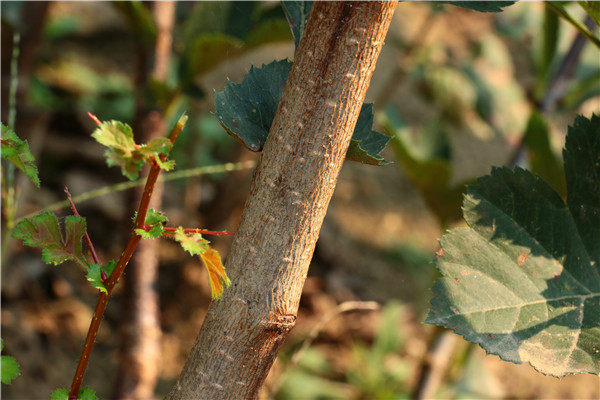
left=114, top=2, right=175, bottom=399
left=166, top=2, right=397, bottom=399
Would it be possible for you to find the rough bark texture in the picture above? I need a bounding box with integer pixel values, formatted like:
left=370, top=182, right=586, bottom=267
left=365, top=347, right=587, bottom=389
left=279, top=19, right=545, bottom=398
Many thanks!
left=114, top=2, right=175, bottom=399
left=167, top=2, right=397, bottom=399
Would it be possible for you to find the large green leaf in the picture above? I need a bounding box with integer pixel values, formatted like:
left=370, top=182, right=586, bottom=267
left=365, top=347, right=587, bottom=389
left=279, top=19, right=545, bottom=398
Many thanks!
left=1, top=123, right=40, bottom=187
left=426, top=114, right=600, bottom=377
left=214, top=60, right=390, bottom=165
left=441, top=1, right=516, bottom=12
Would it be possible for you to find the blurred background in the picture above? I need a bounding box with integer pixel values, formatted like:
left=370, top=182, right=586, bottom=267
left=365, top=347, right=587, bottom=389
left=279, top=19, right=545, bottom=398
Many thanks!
left=1, top=1, right=599, bottom=399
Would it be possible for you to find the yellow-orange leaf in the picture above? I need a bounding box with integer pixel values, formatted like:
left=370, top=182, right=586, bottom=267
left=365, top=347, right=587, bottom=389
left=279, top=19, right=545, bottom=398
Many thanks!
left=200, top=246, right=231, bottom=299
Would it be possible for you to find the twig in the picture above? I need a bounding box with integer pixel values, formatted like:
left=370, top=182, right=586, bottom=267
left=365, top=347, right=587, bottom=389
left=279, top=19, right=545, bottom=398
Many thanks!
left=16, top=161, right=256, bottom=223
left=159, top=226, right=234, bottom=236
left=412, top=330, right=458, bottom=400
left=68, top=114, right=187, bottom=400
left=270, top=301, right=380, bottom=396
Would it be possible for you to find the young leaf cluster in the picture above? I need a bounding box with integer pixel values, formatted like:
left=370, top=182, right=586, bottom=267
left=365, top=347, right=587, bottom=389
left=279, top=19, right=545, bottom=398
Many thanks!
left=426, top=114, right=600, bottom=377
left=134, top=208, right=168, bottom=238
left=1, top=123, right=40, bottom=187
left=92, top=120, right=175, bottom=180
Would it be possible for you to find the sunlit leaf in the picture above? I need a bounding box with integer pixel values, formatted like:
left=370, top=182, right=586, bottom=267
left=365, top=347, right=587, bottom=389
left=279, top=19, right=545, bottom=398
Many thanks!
left=174, top=228, right=230, bottom=299
left=201, top=247, right=231, bottom=300
left=1, top=123, right=40, bottom=187
left=214, top=60, right=390, bottom=164
left=12, top=212, right=88, bottom=268
left=426, top=114, right=600, bottom=377
left=91, top=119, right=173, bottom=180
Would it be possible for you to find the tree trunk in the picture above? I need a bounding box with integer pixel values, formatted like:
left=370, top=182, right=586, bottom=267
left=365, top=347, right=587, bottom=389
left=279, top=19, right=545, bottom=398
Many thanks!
left=167, top=2, right=397, bottom=399
left=114, top=2, right=175, bottom=398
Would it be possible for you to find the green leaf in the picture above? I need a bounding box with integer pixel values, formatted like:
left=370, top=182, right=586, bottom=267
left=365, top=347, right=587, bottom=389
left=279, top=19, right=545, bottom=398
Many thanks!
left=547, top=2, right=600, bottom=50
left=215, top=60, right=390, bottom=164
left=381, top=108, right=469, bottom=225
left=91, top=119, right=174, bottom=180
left=50, top=387, right=97, bottom=400
left=522, top=111, right=566, bottom=197
left=174, top=227, right=209, bottom=256
left=1, top=123, right=40, bottom=187
left=282, top=1, right=313, bottom=48
left=86, top=261, right=117, bottom=293
left=135, top=208, right=167, bottom=239
left=12, top=212, right=88, bottom=268
left=50, top=389, right=69, bottom=400
left=440, top=1, right=516, bottom=12
left=537, top=6, right=560, bottom=98
left=1, top=339, right=20, bottom=385
left=77, top=387, right=98, bottom=400
left=426, top=114, right=600, bottom=377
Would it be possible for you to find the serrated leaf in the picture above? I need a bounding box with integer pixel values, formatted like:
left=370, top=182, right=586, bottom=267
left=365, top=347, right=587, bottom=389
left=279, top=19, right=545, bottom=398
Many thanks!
left=12, top=212, right=88, bottom=268
left=50, top=388, right=69, bottom=400
left=91, top=119, right=174, bottom=180
left=201, top=247, right=231, bottom=300
left=135, top=208, right=167, bottom=239
left=282, top=1, right=313, bottom=48
left=50, top=387, right=97, bottom=400
left=174, top=227, right=209, bottom=256
left=86, top=261, right=117, bottom=293
left=1, top=123, right=40, bottom=187
left=174, top=228, right=230, bottom=299
left=426, top=114, right=600, bottom=377
left=77, top=387, right=98, bottom=400
left=346, top=104, right=391, bottom=166
left=215, top=60, right=390, bottom=164
left=1, top=339, right=20, bottom=385
left=441, top=1, right=516, bottom=12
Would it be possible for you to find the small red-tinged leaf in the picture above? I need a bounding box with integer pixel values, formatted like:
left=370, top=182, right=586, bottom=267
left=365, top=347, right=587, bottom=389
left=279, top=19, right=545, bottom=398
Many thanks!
left=91, top=118, right=175, bottom=180
left=201, top=246, right=231, bottom=300
left=1, top=123, right=40, bottom=188
left=134, top=209, right=167, bottom=239
left=12, top=212, right=88, bottom=268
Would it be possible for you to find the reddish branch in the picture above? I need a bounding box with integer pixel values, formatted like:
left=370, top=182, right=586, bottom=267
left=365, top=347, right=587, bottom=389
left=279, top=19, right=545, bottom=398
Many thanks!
left=140, top=225, right=234, bottom=236
left=68, top=115, right=187, bottom=400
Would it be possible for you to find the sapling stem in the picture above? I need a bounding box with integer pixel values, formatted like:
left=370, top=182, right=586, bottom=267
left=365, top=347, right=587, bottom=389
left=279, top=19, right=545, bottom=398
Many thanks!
left=68, top=115, right=187, bottom=400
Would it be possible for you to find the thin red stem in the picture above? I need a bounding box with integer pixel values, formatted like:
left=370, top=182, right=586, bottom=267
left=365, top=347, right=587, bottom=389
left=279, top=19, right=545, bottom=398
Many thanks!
left=68, top=114, right=187, bottom=400
left=142, top=225, right=234, bottom=236
left=64, top=186, right=101, bottom=267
